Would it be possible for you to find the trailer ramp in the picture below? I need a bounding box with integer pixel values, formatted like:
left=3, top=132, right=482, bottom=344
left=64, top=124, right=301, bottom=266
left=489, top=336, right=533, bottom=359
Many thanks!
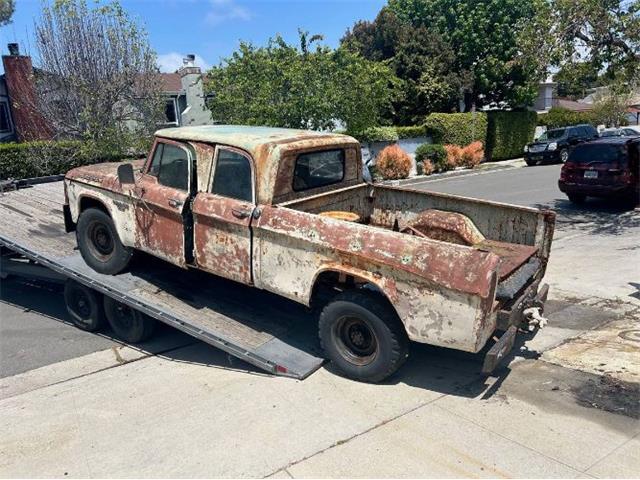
left=0, top=181, right=324, bottom=379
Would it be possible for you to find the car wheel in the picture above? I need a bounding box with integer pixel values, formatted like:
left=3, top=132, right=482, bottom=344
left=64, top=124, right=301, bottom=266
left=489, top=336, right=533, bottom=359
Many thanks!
left=526, top=159, right=537, bottom=167
left=319, top=290, right=409, bottom=383
left=560, top=149, right=569, bottom=163
left=64, top=280, right=105, bottom=332
left=76, top=208, right=132, bottom=275
left=103, top=296, right=156, bottom=343
left=568, top=193, right=586, bottom=204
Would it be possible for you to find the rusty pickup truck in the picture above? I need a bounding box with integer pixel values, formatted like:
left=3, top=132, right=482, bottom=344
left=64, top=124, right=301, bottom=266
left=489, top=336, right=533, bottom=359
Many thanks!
left=63, top=125, right=555, bottom=382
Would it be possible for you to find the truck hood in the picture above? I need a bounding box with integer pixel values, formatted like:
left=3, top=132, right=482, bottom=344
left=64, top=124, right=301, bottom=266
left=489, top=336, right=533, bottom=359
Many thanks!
left=65, top=159, right=145, bottom=190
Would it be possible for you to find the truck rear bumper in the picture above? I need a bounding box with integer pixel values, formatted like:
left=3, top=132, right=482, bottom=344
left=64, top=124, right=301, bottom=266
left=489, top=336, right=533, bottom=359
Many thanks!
left=482, top=281, right=549, bottom=374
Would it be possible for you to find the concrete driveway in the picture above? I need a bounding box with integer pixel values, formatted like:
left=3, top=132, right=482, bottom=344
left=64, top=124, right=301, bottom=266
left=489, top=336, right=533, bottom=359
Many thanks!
left=1, top=163, right=638, bottom=478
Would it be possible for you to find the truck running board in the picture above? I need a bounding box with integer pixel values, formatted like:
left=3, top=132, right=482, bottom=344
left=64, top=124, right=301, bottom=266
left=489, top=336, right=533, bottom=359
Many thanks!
left=0, top=181, right=324, bottom=379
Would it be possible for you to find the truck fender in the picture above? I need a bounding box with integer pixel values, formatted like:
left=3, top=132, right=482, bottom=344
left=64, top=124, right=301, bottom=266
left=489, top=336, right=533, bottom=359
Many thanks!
left=73, top=192, right=135, bottom=248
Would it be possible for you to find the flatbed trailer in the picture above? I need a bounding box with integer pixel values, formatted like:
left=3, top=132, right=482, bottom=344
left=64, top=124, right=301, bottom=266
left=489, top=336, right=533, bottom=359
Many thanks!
left=0, top=179, right=324, bottom=379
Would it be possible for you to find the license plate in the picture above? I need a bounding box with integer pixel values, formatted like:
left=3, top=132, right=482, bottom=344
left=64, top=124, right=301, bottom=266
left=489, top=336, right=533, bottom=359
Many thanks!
left=584, top=170, right=598, bottom=179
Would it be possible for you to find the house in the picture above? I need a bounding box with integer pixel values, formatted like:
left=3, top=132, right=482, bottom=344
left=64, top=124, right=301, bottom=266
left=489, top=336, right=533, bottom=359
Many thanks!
left=531, top=79, right=556, bottom=113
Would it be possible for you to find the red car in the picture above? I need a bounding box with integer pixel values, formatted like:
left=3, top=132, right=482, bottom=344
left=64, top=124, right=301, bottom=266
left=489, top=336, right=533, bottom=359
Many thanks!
left=559, top=137, right=640, bottom=205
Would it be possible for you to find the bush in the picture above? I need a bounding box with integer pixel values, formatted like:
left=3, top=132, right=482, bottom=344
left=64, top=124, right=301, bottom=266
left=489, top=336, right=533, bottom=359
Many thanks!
left=416, top=159, right=434, bottom=176
left=347, top=126, right=399, bottom=143
left=394, top=125, right=426, bottom=139
left=460, top=141, right=484, bottom=168
left=444, top=144, right=464, bottom=169
left=485, top=111, right=537, bottom=161
left=0, top=141, right=126, bottom=180
left=424, top=112, right=488, bottom=146
left=537, top=107, right=595, bottom=129
left=415, top=143, right=449, bottom=173
left=376, top=144, right=412, bottom=180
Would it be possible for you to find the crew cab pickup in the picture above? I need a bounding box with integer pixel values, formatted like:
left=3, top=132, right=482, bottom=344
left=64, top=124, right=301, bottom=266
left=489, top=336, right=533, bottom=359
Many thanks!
left=64, top=126, right=555, bottom=382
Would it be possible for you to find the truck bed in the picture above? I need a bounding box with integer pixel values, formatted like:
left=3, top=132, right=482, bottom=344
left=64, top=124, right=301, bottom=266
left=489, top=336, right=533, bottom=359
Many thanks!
left=0, top=181, right=323, bottom=379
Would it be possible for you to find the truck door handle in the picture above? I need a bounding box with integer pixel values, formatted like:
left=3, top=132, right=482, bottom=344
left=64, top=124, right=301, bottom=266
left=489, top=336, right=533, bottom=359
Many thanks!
left=168, top=198, right=183, bottom=208
left=231, top=207, right=252, bottom=219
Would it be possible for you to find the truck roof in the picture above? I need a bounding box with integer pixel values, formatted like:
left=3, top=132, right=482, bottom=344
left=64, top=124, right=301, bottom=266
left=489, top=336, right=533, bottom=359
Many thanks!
left=155, top=125, right=351, bottom=155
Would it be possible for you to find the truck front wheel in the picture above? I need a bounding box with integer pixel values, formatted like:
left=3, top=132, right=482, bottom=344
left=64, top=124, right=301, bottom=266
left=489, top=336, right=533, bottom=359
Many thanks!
left=319, top=290, right=409, bottom=383
left=77, top=208, right=132, bottom=275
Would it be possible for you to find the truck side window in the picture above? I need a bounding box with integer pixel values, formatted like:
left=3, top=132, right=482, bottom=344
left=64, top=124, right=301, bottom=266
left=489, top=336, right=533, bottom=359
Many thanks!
left=293, top=149, right=345, bottom=191
left=211, top=148, right=253, bottom=202
left=148, top=142, right=190, bottom=191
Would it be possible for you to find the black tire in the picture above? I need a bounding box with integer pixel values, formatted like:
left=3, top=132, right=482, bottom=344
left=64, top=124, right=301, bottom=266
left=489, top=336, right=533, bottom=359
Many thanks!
left=568, top=193, right=586, bottom=204
left=319, top=290, right=409, bottom=383
left=559, top=148, right=569, bottom=163
left=526, top=159, right=536, bottom=167
left=63, top=280, right=105, bottom=332
left=103, top=296, right=156, bottom=343
left=76, top=207, right=132, bottom=275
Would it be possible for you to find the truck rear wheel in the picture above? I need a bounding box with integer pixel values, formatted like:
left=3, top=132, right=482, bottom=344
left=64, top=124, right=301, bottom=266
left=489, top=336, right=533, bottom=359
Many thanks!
left=64, top=280, right=105, bottom=332
left=103, top=296, right=156, bottom=343
left=319, top=290, right=409, bottom=383
left=77, top=207, right=132, bottom=275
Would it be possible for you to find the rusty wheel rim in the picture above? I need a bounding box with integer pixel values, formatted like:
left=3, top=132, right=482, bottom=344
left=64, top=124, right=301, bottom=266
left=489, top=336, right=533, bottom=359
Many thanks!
left=334, top=316, right=378, bottom=366
left=87, top=221, right=114, bottom=261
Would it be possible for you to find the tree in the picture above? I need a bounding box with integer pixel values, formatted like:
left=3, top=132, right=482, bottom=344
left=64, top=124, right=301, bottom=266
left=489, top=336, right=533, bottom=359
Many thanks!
left=34, top=0, right=163, bottom=153
left=387, top=0, right=542, bottom=111
left=205, top=30, right=398, bottom=132
left=0, top=0, right=15, bottom=26
left=553, top=62, right=600, bottom=99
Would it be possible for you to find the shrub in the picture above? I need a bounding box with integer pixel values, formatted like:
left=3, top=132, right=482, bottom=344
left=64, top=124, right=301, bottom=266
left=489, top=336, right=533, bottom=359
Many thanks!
left=537, top=107, right=595, bottom=129
left=347, top=126, right=399, bottom=143
left=415, top=143, right=449, bottom=172
left=460, top=141, right=484, bottom=168
left=416, top=158, right=434, bottom=176
left=376, top=144, right=412, bottom=180
left=0, top=141, right=127, bottom=180
left=394, top=125, right=426, bottom=139
left=444, top=144, right=464, bottom=169
left=485, top=111, right=537, bottom=161
left=424, top=112, right=488, bottom=146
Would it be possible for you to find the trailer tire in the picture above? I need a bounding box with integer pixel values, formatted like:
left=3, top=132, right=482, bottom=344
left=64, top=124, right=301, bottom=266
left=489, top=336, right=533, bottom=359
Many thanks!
left=319, top=290, right=409, bottom=383
left=64, top=280, right=105, bottom=332
left=103, top=296, right=156, bottom=343
left=77, top=208, right=132, bottom=275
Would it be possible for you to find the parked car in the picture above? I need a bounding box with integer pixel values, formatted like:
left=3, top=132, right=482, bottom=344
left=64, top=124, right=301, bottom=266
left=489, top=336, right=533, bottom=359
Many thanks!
left=599, top=127, right=640, bottom=138
left=524, top=124, right=598, bottom=166
left=558, top=137, right=640, bottom=205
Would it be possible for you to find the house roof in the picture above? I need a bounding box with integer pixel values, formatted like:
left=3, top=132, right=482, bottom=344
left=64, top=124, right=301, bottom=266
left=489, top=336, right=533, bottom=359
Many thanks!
left=160, top=73, right=182, bottom=93
left=555, top=98, right=593, bottom=111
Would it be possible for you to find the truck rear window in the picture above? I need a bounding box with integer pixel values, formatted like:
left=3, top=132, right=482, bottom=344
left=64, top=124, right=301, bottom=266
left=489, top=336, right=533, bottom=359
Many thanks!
left=293, top=149, right=345, bottom=191
left=570, top=144, right=626, bottom=164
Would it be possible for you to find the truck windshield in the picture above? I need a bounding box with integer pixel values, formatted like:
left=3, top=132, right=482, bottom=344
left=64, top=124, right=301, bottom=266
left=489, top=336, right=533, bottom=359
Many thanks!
left=570, top=144, right=627, bottom=164
left=538, top=129, right=566, bottom=141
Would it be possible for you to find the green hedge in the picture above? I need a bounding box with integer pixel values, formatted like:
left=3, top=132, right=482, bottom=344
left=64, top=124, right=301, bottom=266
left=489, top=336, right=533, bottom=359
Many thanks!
left=0, top=141, right=125, bottom=180
left=415, top=143, right=448, bottom=172
left=424, top=112, right=488, bottom=146
left=346, top=126, right=399, bottom=143
left=537, top=107, right=595, bottom=129
left=394, top=125, right=426, bottom=138
left=486, top=111, right=537, bottom=161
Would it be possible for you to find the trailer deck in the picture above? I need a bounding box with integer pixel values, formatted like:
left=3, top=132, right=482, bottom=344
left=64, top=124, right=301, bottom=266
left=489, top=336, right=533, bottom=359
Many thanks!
left=0, top=181, right=324, bottom=379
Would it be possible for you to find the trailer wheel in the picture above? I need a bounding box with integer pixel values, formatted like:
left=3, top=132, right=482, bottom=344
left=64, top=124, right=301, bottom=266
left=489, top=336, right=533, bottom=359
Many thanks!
left=63, top=280, right=105, bottom=332
left=103, top=296, right=156, bottom=343
left=319, top=290, right=409, bottom=383
left=77, top=208, right=132, bottom=275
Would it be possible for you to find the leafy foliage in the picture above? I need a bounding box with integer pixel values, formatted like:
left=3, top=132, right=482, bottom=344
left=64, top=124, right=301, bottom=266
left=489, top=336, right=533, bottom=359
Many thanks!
left=460, top=141, right=484, bottom=168
left=205, top=31, right=398, bottom=132
left=0, top=0, right=15, bottom=26
left=553, top=62, right=601, bottom=100
left=415, top=143, right=447, bottom=172
left=537, top=107, right=595, bottom=129
left=376, top=144, right=412, bottom=179
left=424, top=112, right=488, bottom=146
left=443, top=144, right=464, bottom=169
left=394, top=125, right=426, bottom=138
left=0, top=141, right=127, bottom=180
left=416, top=158, right=434, bottom=175
left=485, top=111, right=537, bottom=161
left=347, top=126, right=399, bottom=143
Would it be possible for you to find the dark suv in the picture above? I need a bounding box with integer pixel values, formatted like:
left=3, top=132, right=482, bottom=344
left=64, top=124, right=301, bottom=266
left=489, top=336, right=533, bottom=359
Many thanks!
left=525, top=124, right=598, bottom=166
left=558, top=137, right=639, bottom=205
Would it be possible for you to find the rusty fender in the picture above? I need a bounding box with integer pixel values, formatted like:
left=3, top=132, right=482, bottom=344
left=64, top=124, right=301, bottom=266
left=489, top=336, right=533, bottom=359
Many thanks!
left=254, top=205, right=501, bottom=353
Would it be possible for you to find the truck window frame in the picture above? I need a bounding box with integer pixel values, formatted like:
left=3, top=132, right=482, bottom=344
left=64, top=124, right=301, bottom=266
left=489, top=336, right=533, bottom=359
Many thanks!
left=144, top=138, right=195, bottom=194
left=292, top=148, right=346, bottom=192
left=209, top=145, right=256, bottom=204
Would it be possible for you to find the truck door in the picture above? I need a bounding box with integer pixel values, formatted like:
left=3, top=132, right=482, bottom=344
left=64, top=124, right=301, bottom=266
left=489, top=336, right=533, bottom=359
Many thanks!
left=192, top=145, right=254, bottom=284
left=134, top=139, right=194, bottom=267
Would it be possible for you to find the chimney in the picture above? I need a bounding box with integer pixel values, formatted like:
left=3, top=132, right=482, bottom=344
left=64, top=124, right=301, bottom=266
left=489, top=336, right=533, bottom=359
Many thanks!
left=177, top=54, right=212, bottom=126
left=2, top=43, right=52, bottom=141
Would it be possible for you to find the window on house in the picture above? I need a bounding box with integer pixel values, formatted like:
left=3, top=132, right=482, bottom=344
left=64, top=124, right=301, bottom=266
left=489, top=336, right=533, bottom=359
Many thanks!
left=148, top=142, right=191, bottom=191
left=164, top=99, right=178, bottom=125
left=0, top=102, right=11, bottom=133
left=293, top=149, right=345, bottom=191
left=211, top=148, right=253, bottom=202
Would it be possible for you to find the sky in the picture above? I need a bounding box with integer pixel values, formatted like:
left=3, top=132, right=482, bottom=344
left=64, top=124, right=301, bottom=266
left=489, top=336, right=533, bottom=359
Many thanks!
left=0, top=0, right=386, bottom=73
